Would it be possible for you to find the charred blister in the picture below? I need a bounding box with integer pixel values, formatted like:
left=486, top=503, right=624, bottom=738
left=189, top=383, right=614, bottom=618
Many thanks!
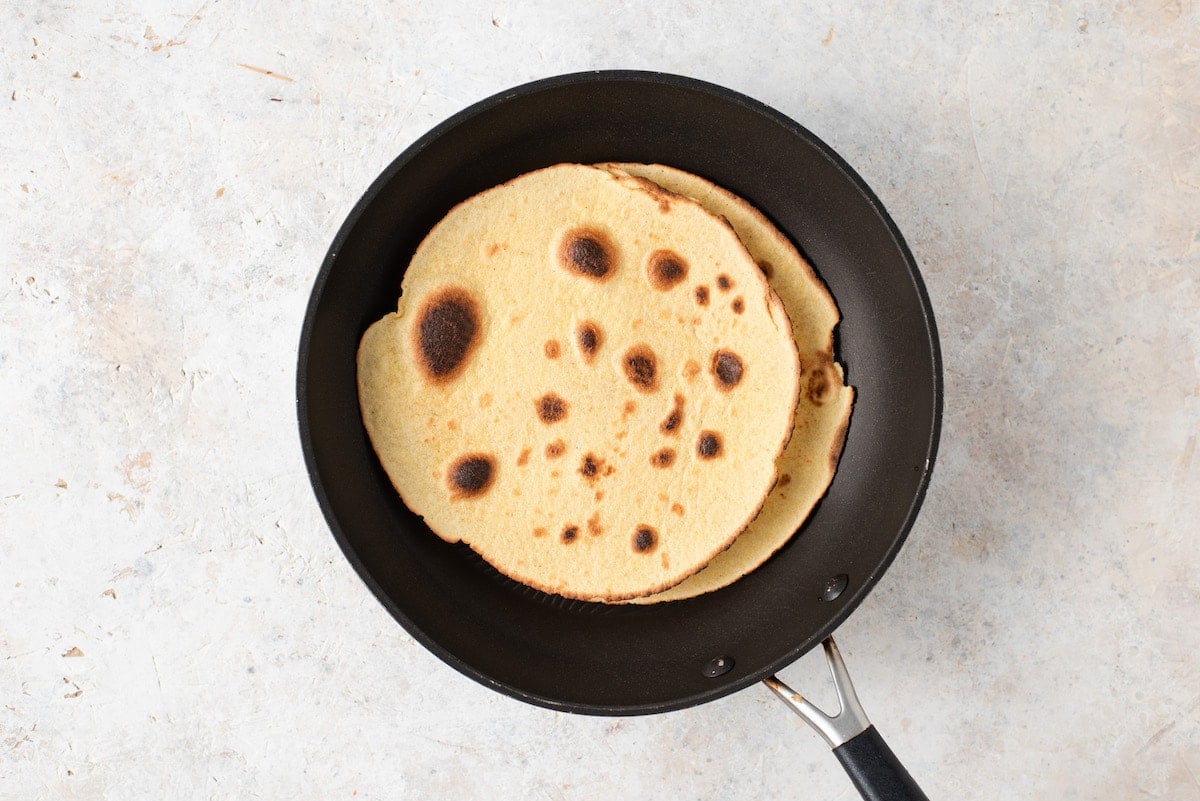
left=696, top=431, right=724, bottom=460
left=413, top=286, right=481, bottom=385
left=559, top=227, right=616, bottom=281
left=535, top=392, right=569, bottom=424
left=694, top=285, right=710, bottom=306
left=716, top=274, right=733, bottom=292
left=561, top=524, right=579, bottom=544
left=711, top=350, right=744, bottom=391
left=659, top=393, right=685, bottom=436
left=447, top=453, right=496, bottom=499
left=646, top=249, right=689, bottom=291
left=622, top=344, right=659, bottom=394
left=576, top=321, right=603, bottom=363
left=579, top=452, right=601, bottom=484
left=632, top=525, right=658, bottom=554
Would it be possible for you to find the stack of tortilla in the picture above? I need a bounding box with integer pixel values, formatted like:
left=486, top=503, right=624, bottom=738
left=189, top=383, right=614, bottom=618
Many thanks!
left=357, top=163, right=852, bottom=603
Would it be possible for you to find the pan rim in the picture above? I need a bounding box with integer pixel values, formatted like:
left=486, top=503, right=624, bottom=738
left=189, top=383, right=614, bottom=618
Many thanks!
left=297, top=69, right=943, bottom=715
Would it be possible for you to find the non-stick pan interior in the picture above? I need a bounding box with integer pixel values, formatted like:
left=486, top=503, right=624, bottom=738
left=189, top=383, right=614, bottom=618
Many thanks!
left=298, top=72, right=941, bottom=714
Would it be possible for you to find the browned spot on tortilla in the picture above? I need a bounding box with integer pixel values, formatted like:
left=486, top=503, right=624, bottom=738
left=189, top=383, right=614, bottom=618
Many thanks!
left=594, top=490, right=604, bottom=501
left=808, top=366, right=830, bottom=405
left=587, top=512, right=604, bottom=536
left=694, top=285, right=709, bottom=306
left=646, top=249, right=689, bottom=291
left=576, top=321, right=603, bottom=363
left=660, top=552, right=670, bottom=568
left=632, top=525, right=658, bottom=554
left=447, top=453, right=496, bottom=499
left=716, top=274, right=733, bottom=292
left=711, top=350, right=744, bottom=391
left=696, top=431, right=723, bottom=460
left=757, top=260, right=773, bottom=278
left=626, top=175, right=678, bottom=212
left=683, top=359, right=701, bottom=381
left=536, top=393, right=569, bottom=424
left=670, top=502, right=684, bottom=516
left=731, top=297, right=744, bottom=314
left=558, top=227, right=616, bottom=281
left=650, top=447, right=676, bottom=468
left=533, top=527, right=548, bottom=538
left=545, top=439, right=566, bottom=458
left=580, top=453, right=600, bottom=479
left=623, top=400, right=636, bottom=417
left=544, top=339, right=560, bottom=359
left=579, top=452, right=607, bottom=485
left=516, top=448, right=530, bottom=466
left=413, top=286, right=481, bottom=386
left=778, top=473, right=791, bottom=487
left=485, top=243, right=500, bottom=257
left=561, top=525, right=579, bottom=544
left=659, top=393, right=685, bottom=436
left=622, top=344, right=659, bottom=393
left=478, top=393, right=492, bottom=408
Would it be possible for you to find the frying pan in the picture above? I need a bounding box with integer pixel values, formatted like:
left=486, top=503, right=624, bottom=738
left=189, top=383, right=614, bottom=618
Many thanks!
left=298, top=71, right=941, bottom=801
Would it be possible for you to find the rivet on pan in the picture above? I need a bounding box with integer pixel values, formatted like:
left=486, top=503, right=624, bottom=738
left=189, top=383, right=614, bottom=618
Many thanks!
left=703, top=656, right=735, bottom=678
left=820, top=573, right=849, bottom=602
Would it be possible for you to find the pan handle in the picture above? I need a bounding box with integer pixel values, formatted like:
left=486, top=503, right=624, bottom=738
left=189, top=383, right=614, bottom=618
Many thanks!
left=764, top=637, right=929, bottom=801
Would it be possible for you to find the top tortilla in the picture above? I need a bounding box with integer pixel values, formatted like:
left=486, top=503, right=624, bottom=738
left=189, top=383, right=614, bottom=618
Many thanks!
left=357, top=163, right=801, bottom=601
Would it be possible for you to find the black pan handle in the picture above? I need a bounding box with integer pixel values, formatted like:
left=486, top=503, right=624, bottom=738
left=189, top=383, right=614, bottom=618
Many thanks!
left=834, top=725, right=929, bottom=801
left=764, top=638, right=929, bottom=801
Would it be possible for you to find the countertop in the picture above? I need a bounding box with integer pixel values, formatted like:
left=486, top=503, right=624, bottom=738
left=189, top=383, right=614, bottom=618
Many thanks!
left=2, top=2, right=1197, bottom=799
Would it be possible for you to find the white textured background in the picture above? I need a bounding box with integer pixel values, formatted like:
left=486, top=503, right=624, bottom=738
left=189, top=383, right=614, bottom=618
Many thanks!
left=2, top=2, right=1198, bottom=799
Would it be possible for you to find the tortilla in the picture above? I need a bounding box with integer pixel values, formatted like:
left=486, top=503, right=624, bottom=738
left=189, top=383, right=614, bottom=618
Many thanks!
left=357, top=163, right=801, bottom=601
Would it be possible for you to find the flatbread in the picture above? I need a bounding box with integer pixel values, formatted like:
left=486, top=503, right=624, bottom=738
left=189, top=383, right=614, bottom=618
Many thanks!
left=601, top=164, right=854, bottom=603
left=357, top=163, right=801, bottom=601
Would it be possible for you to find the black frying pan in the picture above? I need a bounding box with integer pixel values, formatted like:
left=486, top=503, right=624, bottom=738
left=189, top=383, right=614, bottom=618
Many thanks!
left=298, top=71, right=941, bottom=801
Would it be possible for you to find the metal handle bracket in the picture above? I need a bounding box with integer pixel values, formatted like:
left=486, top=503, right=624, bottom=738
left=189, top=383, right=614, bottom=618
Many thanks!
left=763, top=636, right=871, bottom=748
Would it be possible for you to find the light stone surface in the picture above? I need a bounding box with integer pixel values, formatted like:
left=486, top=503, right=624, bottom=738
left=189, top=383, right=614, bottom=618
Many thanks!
left=2, top=2, right=1198, bottom=799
